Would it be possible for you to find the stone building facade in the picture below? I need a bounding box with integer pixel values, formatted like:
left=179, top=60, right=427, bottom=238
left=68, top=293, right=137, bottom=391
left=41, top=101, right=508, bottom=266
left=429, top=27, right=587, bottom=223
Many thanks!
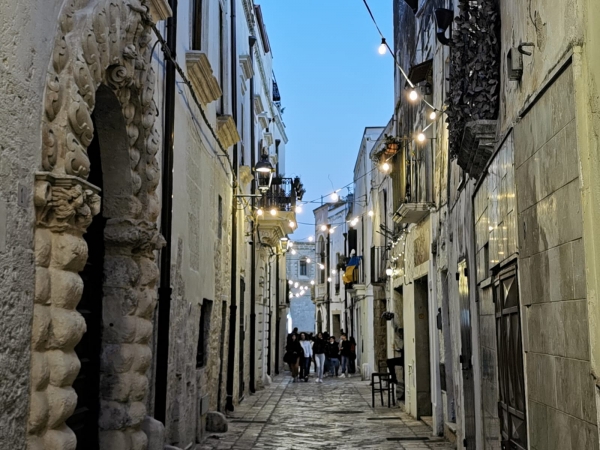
left=286, top=242, right=316, bottom=334
left=374, top=0, right=600, bottom=449
left=0, top=0, right=299, bottom=449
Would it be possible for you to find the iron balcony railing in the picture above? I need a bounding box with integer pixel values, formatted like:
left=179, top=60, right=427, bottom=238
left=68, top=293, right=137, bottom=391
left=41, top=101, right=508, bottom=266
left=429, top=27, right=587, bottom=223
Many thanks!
left=258, top=177, right=305, bottom=211
left=371, top=246, right=388, bottom=285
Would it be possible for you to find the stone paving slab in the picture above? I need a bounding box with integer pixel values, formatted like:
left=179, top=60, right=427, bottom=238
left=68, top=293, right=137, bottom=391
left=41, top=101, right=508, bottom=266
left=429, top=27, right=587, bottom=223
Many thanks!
left=197, top=375, right=455, bottom=450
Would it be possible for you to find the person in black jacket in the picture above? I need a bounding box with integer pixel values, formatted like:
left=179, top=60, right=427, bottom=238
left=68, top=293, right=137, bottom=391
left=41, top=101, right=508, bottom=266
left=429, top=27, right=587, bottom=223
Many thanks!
left=313, top=332, right=327, bottom=383
left=339, top=334, right=352, bottom=378
left=326, top=336, right=340, bottom=377
left=284, top=333, right=302, bottom=382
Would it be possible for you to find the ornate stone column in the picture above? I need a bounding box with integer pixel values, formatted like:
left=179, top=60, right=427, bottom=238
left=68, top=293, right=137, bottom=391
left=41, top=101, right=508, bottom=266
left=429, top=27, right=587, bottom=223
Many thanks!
left=99, top=218, right=164, bottom=449
left=28, top=173, right=101, bottom=450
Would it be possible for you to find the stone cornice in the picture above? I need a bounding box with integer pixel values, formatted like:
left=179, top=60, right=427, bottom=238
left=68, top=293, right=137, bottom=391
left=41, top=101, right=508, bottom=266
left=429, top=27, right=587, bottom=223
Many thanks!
left=217, top=114, right=241, bottom=149
left=147, top=0, right=172, bottom=22
left=239, top=54, right=254, bottom=81
left=185, top=51, right=223, bottom=105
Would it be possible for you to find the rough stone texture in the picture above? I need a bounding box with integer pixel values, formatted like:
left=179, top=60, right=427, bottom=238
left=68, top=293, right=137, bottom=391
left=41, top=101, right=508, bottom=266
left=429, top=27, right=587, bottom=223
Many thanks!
left=141, top=416, right=164, bottom=450
left=26, top=1, right=164, bottom=448
left=513, top=65, right=598, bottom=449
left=205, top=412, right=228, bottom=433
left=0, top=0, right=65, bottom=446
left=197, top=375, right=454, bottom=449
left=289, top=296, right=315, bottom=333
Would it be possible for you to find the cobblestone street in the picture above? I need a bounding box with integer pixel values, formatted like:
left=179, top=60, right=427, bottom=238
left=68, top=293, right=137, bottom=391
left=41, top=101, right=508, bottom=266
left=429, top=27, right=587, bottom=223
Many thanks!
left=198, top=374, right=455, bottom=450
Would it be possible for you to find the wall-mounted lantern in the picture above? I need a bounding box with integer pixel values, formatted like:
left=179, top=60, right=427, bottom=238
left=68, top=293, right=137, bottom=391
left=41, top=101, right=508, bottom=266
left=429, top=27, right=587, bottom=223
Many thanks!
left=254, top=153, right=274, bottom=193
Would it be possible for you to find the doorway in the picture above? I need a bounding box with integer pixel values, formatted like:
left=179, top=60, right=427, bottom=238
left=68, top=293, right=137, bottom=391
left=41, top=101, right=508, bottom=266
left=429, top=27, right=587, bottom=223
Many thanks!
left=495, top=265, right=527, bottom=449
left=414, top=276, right=431, bottom=418
left=332, top=313, right=341, bottom=337
left=66, top=118, right=105, bottom=449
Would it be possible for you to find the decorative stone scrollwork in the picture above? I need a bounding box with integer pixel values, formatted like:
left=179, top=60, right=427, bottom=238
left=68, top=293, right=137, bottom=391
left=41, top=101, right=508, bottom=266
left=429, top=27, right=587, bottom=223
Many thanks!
left=30, top=0, right=163, bottom=449
left=35, top=173, right=101, bottom=233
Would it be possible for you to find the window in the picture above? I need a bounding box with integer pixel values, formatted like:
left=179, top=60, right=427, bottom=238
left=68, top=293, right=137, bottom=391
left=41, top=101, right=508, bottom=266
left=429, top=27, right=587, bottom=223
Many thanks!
left=300, top=260, right=307, bottom=276
left=196, top=299, right=213, bottom=368
left=191, top=0, right=202, bottom=50
left=217, top=195, right=223, bottom=240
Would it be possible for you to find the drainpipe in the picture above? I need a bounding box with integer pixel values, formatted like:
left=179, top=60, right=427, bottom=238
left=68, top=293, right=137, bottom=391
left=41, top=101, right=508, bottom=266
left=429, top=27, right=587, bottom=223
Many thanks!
left=225, top=0, right=239, bottom=411
left=275, top=252, right=280, bottom=374
left=267, top=255, right=272, bottom=376
left=249, top=35, right=257, bottom=394
left=154, top=0, right=177, bottom=424
left=326, top=231, right=331, bottom=333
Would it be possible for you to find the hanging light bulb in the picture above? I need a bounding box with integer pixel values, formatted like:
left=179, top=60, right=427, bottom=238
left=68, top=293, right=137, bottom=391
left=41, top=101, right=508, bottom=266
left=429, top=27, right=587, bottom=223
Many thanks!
left=320, top=224, right=328, bottom=232
left=378, top=38, right=387, bottom=55
left=330, top=191, right=339, bottom=202
left=329, top=227, right=335, bottom=234
left=291, top=249, right=297, bottom=255
left=306, top=258, right=311, bottom=263
left=381, top=162, right=391, bottom=172
left=417, top=132, right=426, bottom=142
left=295, top=205, right=302, bottom=213
left=289, top=220, right=296, bottom=228
left=257, top=208, right=263, bottom=216
left=350, top=217, right=359, bottom=227
left=294, top=282, right=299, bottom=288
left=429, top=110, right=437, bottom=120
left=288, top=280, right=293, bottom=285
left=386, top=268, right=393, bottom=276
left=332, top=269, right=337, bottom=274
left=288, top=241, right=294, bottom=247
left=327, top=277, right=332, bottom=282
left=308, top=236, right=314, bottom=242
left=310, top=280, right=315, bottom=285
left=368, top=210, right=374, bottom=217
left=270, top=208, right=277, bottom=216
left=319, top=264, right=325, bottom=270
left=409, top=89, right=419, bottom=102
left=295, top=293, right=300, bottom=298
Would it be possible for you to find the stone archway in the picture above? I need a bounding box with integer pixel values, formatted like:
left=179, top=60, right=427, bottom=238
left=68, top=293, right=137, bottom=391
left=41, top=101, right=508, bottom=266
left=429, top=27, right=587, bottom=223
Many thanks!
left=28, top=1, right=164, bottom=449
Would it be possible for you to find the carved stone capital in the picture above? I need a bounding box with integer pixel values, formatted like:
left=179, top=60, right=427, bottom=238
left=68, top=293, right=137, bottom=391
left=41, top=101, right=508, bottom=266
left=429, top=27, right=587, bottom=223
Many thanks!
left=35, top=172, right=101, bottom=233
left=104, top=218, right=166, bottom=256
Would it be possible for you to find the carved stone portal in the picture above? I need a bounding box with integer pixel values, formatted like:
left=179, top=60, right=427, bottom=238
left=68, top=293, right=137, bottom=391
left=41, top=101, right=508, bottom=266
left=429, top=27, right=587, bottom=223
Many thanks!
left=29, top=1, right=164, bottom=449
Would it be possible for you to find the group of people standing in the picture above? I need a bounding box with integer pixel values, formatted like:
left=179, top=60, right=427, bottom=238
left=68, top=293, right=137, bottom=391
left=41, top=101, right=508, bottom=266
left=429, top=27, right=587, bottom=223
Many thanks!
left=284, top=328, right=357, bottom=383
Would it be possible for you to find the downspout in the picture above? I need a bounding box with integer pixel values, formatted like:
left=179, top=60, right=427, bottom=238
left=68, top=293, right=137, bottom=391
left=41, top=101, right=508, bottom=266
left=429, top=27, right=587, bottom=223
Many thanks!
left=267, top=255, right=272, bottom=376
left=225, top=0, right=239, bottom=411
left=154, top=0, right=177, bottom=424
left=249, top=35, right=257, bottom=394
left=343, top=231, right=348, bottom=332
left=275, top=252, right=280, bottom=374
left=326, top=231, right=331, bottom=333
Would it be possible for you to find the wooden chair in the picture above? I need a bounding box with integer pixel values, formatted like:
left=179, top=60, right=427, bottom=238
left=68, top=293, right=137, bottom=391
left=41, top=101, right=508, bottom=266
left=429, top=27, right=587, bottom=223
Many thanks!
left=371, top=372, right=394, bottom=408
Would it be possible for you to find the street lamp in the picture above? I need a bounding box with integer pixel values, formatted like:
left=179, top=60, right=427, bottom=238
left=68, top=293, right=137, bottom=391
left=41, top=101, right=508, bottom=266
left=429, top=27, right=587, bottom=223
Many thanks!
left=254, top=154, right=274, bottom=193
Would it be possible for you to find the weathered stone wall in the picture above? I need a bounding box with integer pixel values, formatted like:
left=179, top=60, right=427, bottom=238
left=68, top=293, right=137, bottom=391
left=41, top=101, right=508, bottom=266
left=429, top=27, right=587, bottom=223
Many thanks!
left=473, top=133, right=518, bottom=449
left=0, top=0, right=62, bottom=446
left=515, top=65, right=598, bottom=449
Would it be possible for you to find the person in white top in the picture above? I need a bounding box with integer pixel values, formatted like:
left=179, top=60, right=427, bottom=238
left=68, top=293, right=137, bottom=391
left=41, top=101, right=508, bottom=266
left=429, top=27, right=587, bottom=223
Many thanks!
left=299, top=333, right=313, bottom=382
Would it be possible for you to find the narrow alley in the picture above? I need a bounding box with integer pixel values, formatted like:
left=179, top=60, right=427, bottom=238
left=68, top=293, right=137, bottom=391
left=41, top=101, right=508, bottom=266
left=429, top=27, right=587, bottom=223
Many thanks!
left=199, top=374, right=454, bottom=450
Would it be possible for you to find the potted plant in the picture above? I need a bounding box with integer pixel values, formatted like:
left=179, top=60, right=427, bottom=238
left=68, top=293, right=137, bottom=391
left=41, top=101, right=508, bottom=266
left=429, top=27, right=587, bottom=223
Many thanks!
left=383, top=134, right=402, bottom=155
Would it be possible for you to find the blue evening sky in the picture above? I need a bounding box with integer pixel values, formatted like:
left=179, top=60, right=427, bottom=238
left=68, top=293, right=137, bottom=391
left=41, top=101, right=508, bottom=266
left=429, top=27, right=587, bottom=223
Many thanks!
left=258, top=0, right=394, bottom=241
